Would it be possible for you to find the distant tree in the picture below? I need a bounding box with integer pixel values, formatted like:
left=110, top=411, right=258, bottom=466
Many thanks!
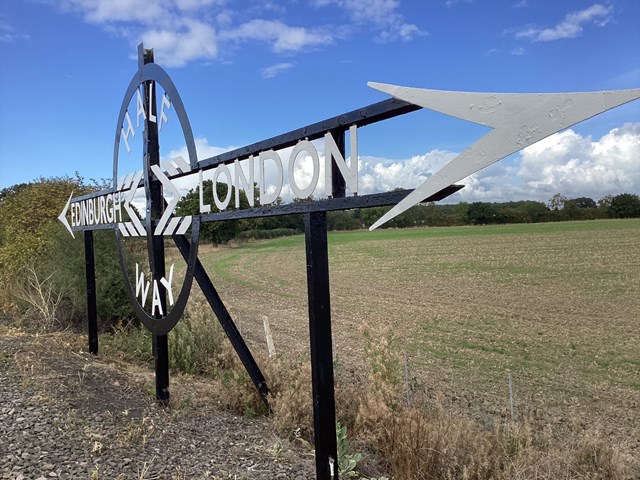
left=465, top=202, right=502, bottom=225
left=518, top=201, right=549, bottom=223
left=452, top=202, right=469, bottom=224
left=548, top=193, right=568, bottom=211
left=569, top=197, right=597, bottom=209
left=608, top=193, right=640, bottom=218
left=598, top=195, right=614, bottom=210
left=328, top=210, right=360, bottom=230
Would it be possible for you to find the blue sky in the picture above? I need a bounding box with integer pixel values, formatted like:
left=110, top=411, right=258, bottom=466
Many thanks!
left=1, top=0, right=639, bottom=204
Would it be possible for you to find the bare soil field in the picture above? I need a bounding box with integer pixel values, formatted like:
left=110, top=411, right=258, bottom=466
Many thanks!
left=187, top=219, right=640, bottom=465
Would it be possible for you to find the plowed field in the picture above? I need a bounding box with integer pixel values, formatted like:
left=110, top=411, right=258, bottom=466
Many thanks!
left=188, top=219, right=640, bottom=458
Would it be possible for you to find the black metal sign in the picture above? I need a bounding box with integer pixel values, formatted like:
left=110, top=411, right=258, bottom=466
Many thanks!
left=59, top=44, right=638, bottom=479
left=57, top=44, right=458, bottom=480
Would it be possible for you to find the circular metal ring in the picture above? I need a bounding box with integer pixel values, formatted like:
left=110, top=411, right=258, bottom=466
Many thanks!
left=113, top=62, right=199, bottom=336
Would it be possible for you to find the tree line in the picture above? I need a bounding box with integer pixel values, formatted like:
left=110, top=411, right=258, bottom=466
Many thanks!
left=176, top=181, right=640, bottom=244
left=1, top=176, right=639, bottom=327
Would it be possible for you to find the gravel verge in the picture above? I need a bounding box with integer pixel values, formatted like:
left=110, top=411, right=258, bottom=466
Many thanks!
left=0, top=334, right=316, bottom=480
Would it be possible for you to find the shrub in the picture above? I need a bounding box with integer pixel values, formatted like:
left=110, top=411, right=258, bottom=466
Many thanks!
left=169, top=299, right=224, bottom=377
left=0, top=176, right=136, bottom=331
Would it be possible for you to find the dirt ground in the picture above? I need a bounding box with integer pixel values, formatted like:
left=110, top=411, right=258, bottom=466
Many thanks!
left=188, top=221, right=640, bottom=465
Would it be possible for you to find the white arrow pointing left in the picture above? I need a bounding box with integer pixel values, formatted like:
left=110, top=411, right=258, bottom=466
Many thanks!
left=58, top=192, right=75, bottom=238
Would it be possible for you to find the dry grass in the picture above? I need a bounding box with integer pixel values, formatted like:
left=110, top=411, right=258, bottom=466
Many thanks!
left=181, top=219, right=640, bottom=478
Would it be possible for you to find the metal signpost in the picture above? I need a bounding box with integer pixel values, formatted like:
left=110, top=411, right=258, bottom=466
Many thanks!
left=58, top=45, right=639, bottom=479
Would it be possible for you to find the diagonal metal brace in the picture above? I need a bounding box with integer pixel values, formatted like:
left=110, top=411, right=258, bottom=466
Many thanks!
left=173, top=234, right=270, bottom=408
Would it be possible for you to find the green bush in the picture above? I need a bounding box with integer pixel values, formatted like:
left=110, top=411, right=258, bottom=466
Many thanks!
left=37, top=224, right=137, bottom=330
left=169, top=299, right=224, bottom=377
left=0, top=176, right=137, bottom=331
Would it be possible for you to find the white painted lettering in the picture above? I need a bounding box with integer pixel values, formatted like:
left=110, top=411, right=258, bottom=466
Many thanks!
left=135, top=263, right=150, bottom=308
left=325, top=125, right=358, bottom=196
left=88, top=198, right=95, bottom=225
left=198, top=170, right=211, bottom=213
left=121, top=111, right=135, bottom=154
left=148, top=83, right=157, bottom=123
left=234, top=156, right=255, bottom=208
left=99, top=195, right=107, bottom=224
left=112, top=193, right=122, bottom=223
left=258, top=150, right=283, bottom=205
left=212, top=164, right=232, bottom=210
left=136, top=89, right=147, bottom=127
left=105, top=194, right=114, bottom=223
left=159, top=93, right=171, bottom=131
left=151, top=280, right=163, bottom=316
left=160, top=264, right=175, bottom=306
left=288, top=140, right=319, bottom=199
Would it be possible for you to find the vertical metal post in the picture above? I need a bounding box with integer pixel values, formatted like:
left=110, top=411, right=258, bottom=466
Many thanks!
left=84, top=230, right=98, bottom=355
left=140, top=45, right=170, bottom=404
left=330, top=129, right=346, bottom=199
left=305, top=211, right=338, bottom=480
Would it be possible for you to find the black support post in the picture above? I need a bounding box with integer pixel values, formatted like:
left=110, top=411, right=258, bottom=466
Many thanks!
left=84, top=230, right=98, bottom=355
left=329, top=128, right=346, bottom=199
left=304, top=212, right=338, bottom=480
left=140, top=46, right=170, bottom=404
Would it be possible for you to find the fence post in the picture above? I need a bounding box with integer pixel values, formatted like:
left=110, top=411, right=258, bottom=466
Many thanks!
left=84, top=230, right=98, bottom=355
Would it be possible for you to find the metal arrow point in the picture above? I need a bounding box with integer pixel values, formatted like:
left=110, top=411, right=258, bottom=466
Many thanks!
left=367, top=83, right=640, bottom=230
left=58, top=192, right=75, bottom=238
left=150, top=164, right=183, bottom=235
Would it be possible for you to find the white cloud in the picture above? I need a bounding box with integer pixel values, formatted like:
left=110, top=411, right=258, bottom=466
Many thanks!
left=515, top=3, right=613, bottom=42
left=55, top=0, right=424, bottom=67
left=511, top=46, right=525, bottom=56
left=315, top=0, right=426, bottom=42
left=59, top=1, right=334, bottom=67
left=166, top=136, right=237, bottom=162
left=220, top=19, right=334, bottom=52
left=141, top=20, right=217, bottom=67
left=60, top=0, right=219, bottom=66
left=453, top=123, right=640, bottom=203
left=515, top=123, right=640, bottom=198
left=261, top=62, right=294, bottom=79
left=61, top=0, right=168, bottom=24
left=356, top=123, right=634, bottom=203
left=357, top=150, right=456, bottom=194
left=174, top=0, right=221, bottom=12
left=0, top=17, right=30, bottom=43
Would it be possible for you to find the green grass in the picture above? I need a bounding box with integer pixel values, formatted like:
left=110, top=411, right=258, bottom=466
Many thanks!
left=326, top=218, right=640, bottom=244
left=191, top=218, right=640, bottom=420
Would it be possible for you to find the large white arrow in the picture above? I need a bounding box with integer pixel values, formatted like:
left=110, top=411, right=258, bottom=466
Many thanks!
left=368, top=83, right=640, bottom=230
